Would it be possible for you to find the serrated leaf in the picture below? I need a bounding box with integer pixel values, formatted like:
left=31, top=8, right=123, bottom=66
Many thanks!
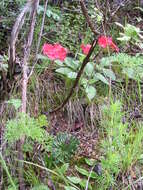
left=60, top=163, right=69, bottom=174
left=95, top=73, right=109, bottom=85
left=37, top=115, right=48, bottom=127
left=67, top=176, right=81, bottom=184
left=85, top=86, right=96, bottom=101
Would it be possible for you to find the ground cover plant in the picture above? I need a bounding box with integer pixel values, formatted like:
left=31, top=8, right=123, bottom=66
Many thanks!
left=0, top=0, right=143, bottom=189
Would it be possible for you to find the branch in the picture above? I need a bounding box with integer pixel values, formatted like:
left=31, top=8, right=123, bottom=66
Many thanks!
left=50, top=39, right=97, bottom=114
left=80, top=0, right=100, bottom=35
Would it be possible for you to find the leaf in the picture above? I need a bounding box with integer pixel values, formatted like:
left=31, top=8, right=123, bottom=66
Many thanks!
left=67, top=176, right=81, bottom=184
left=64, top=57, right=79, bottom=70
left=37, top=115, right=48, bottom=127
left=117, top=35, right=131, bottom=42
left=64, top=186, right=78, bottom=190
left=67, top=72, right=77, bottom=79
left=122, top=68, right=135, bottom=79
left=60, top=163, right=69, bottom=174
left=37, top=54, right=49, bottom=60
left=95, top=73, right=109, bottom=85
left=85, top=158, right=95, bottom=166
left=55, top=60, right=64, bottom=67
left=31, top=184, right=50, bottom=190
left=81, top=78, right=88, bottom=88
left=85, top=86, right=96, bottom=101
left=103, top=69, right=116, bottom=80
left=75, top=166, right=89, bottom=177
left=115, top=22, right=124, bottom=29
left=84, top=62, right=94, bottom=76
left=56, top=67, right=72, bottom=76
left=7, top=99, right=21, bottom=110
left=79, top=179, right=92, bottom=190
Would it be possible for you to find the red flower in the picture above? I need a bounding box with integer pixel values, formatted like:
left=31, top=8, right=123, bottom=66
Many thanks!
left=42, top=43, right=67, bottom=61
left=81, top=44, right=91, bottom=55
left=98, top=36, right=119, bottom=52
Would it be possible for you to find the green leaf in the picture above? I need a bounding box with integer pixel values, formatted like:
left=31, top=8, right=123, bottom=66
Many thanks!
left=81, top=78, right=88, bottom=88
left=85, top=86, right=96, bottom=101
left=95, top=73, right=109, bottom=85
left=55, top=60, right=64, bottom=67
left=122, top=68, right=135, bottom=79
left=84, top=62, right=94, bottom=76
left=60, top=163, right=69, bottom=174
left=7, top=99, right=21, bottom=110
left=117, top=35, right=131, bottom=42
left=85, top=158, right=95, bottom=166
left=64, top=57, right=79, bottom=70
left=64, top=186, right=78, bottom=190
left=75, top=166, right=89, bottom=177
left=67, top=72, right=77, bottom=79
left=37, top=54, right=49, bottom=60
left=67, top=176, right=81, bottom=184
left=31, top=184, right=50, bottom=190
left=79, top=179, right=92, bottom=190
left=56, top=67, right=72, bottom=76
left=103, top=69, right=116, bottom=80
left=37, top=115, right=48, bottom=127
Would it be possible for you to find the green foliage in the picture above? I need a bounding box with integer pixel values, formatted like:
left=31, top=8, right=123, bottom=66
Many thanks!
left=53, top=57, right=115, bottom=101
left=100, top=53, right=143, bottom=81
left=51, top=132, right=79, bottom=163
left=31, top=184, right=49, bottom=190
left=5, top=113, right=48, bottom=144
left=0, top=54, right=8, bottom=79
left=116, top=22, right=143, bottom=44
left=38, top=5, right=61, bottom=21
left=7, top=99, right=21, bottom=110
left=99, top=101, right=143, bottom=189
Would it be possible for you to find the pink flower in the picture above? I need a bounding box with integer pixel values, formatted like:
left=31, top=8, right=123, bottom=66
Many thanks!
left=98, top=36, right=119, bottom=52
left=81, top=44, right=91, bottom=55
left=42, top=43, right=67, bottom=61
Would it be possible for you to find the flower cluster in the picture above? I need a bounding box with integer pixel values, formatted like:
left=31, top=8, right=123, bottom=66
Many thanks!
left=81, top=36, right=119, bottom=55
left=98, top=36, right=119, bottom=52
left=42, top=36, right=119, bottom=61
left=80, top=44, right=91, bottom=55
left=42, top=43, right=67, bottom=61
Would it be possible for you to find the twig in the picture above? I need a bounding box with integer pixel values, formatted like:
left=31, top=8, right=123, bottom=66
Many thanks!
left=50, top=39, right=97, bottom=114
left=85, top=166, right=94, bottom=190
